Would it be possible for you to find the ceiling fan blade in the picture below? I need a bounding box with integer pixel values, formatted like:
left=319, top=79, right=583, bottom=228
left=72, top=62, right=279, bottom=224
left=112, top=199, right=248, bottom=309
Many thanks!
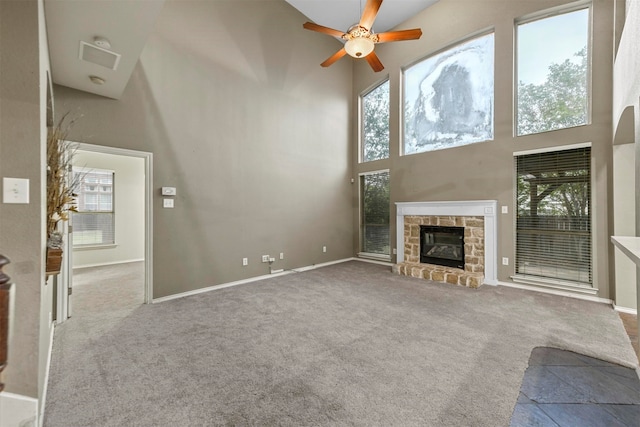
left=303, top=22, right=345, bottom=38
left=365, top=51, right=384, bottom=72
left=376, top=29, right=423, bottom=43
left=359, top=0, right=383, bottom=30
left=321, top=48, right=348, bottom=67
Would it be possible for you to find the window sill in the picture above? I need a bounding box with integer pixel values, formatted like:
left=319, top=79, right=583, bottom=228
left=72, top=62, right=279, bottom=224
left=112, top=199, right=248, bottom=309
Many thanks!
left=510, top=274, right=597, bottom=295
left=358, top=252, right=392, bottom=263
left=73, top=244, right=117, bottom=251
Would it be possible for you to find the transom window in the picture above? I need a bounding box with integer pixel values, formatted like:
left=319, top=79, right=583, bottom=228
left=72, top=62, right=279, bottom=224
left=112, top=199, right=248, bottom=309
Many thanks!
left=516, top=7, right=590, bottom=136
left=73, top=168, right=115, bottom=247
left=403, top=32, right=494, bottom=155
left=361, top=80, right=389, bottom=162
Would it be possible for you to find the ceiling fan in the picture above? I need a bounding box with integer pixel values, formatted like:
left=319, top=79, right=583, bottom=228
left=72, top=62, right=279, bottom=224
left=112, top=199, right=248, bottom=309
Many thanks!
left=303, top=0, right=423, bottom=72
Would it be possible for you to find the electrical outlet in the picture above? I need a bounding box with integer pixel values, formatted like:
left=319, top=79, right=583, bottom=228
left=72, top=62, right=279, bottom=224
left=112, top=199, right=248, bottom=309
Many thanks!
left=322, top=246, right=327, bottom=253
left=242, top=258, right=248, bottom=266
left=501, top=206, right=508, bottom=214
left=502, top=257, right=509, bottom=266
left=279, top=252, right=284, bottom=260
left=262, top=255, right=269, bottom=263
left=392, top=248, right=397, bottom=255
left=163, top=198, right=174, bottom=208
left=269, top=257, right=275, bottom=262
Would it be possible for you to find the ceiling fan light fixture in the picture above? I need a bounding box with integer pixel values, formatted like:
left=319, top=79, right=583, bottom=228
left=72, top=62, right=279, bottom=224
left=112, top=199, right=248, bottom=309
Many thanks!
left=345, top=37, right=374, bottom=58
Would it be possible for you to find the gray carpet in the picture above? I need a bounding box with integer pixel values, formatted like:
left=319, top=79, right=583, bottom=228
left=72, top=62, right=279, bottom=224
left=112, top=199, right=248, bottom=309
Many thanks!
left=44, top=261, right=638, bottom=426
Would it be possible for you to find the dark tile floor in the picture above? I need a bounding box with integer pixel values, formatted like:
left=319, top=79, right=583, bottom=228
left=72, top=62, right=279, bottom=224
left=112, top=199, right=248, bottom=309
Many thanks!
left=510, top=347, right=640, bottom=427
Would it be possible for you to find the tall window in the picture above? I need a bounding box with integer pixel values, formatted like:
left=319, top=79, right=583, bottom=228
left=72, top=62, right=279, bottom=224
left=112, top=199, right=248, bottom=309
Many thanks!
left=516, top=7, right=590, bottom=136
left=73, top=168, right=115, bottom=247
left=362, top=80, right=389, bottom=162
left=515, top=146, right=591, bottom=285
left=360, top=171, right=390, bottom=256
left=404, top=33, right=494, bottom=155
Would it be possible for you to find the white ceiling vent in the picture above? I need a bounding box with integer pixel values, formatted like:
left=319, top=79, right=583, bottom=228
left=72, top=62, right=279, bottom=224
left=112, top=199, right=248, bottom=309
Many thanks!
left=79, top=41, right=121, bottom=70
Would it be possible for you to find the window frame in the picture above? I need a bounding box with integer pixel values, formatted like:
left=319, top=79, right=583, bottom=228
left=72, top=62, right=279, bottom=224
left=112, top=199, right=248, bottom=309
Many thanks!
left=358, top=169, right=391, bottom=261
left=514, top=1, right=593, bottom=137
left=72, top=167, right=116, bottom=249
left=512, top=142, right=593, bottom=289
left=360, top=78, right=390, bottom=163
left=401, top=30, right=495, bottom=156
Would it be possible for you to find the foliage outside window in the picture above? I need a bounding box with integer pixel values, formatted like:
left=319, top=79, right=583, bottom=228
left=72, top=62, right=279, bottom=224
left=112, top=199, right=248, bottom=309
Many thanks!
left=404, top=33, right=494, bottom=155
left=362, top=80, right=390, bottom=162
left=515, top=147, right=591, bottom=285
left=361, top=171, right=390, bottom=256
left=73, top=168, right=115, bottom=247
left=516, top=8, right=589, bottom=136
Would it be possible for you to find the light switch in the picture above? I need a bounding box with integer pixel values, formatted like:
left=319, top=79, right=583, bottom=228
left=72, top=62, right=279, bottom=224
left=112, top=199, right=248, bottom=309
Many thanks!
left=163, top=198, right=174, bottom=208
left=161, top=187, right=176, bottom=196
left=3, top=177, right=29, bottom=204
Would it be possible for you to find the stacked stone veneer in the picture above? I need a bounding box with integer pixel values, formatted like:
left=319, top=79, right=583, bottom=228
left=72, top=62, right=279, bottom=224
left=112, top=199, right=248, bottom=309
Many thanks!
left=396, top=215, right=485, bottom=288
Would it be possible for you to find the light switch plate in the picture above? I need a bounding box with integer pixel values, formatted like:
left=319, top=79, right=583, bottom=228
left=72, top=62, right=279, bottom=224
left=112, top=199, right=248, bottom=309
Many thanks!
left=161, top=187, right=176, bottom=196
left=3, top=177, right=29, bottom=204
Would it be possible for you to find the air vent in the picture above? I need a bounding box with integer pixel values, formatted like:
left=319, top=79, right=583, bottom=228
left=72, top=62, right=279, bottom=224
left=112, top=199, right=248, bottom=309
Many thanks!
left=78, top=41, right=121, bottom=70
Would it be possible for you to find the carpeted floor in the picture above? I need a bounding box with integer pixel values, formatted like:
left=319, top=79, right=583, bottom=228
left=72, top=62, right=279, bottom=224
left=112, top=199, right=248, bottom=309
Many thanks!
left=44, top=261, right=638, bottom=426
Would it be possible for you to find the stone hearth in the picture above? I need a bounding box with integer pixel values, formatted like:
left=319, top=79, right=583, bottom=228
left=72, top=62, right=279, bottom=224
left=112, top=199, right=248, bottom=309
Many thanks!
left=395, top=201, right=498, bottom=287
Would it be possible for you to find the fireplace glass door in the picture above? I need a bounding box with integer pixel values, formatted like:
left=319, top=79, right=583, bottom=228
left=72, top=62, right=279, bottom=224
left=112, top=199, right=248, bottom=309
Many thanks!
left=420, top=226, right=465, bottom=269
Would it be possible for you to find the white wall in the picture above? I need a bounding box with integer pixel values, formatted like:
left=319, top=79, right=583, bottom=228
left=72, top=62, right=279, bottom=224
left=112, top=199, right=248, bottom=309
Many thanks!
left=72, top=150, right=145, bottom=268
left=613, top=143, right=636, bottom=310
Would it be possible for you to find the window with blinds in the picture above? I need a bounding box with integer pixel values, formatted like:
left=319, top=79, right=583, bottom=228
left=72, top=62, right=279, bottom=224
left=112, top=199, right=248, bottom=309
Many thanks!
left=361, top=171, right=390, bottom=256
left=515, top=146, right=591, bottom=285
left=73, top=168, right=115, bottom=247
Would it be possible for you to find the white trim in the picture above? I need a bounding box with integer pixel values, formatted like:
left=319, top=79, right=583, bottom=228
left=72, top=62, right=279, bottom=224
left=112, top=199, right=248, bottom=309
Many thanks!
left=152, top=258, right=355, bottom=304
left=510, top=274, right=598, bottom=295
left=39, top=321, right=55, bottom=427
left=614, top=305, right=638, bottom=315
left=358, top=168, right=390, bottom=177
left=0, top=392, right=38, bottom=427
left=72, top=258, right=144, bottom=270
left=355, top=257, right=394, bottom=266
left=73, top=243, right=118, bottom=251
left=513, top=141, right=592, bottom=157
left=73, top=143, right=153, bottom=306
left=395, top=200, right=498, bottom=285
left=498, top=280, right=612, bottom=305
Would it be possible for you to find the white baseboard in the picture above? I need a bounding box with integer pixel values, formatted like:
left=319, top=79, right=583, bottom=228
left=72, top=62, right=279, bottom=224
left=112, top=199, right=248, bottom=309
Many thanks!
left=0, top=392, right=38, bottom=427
left=153, top=258, right=355, bottom=304
left=614, top=305, right=638, bottom=315
left=498, top=280, right=613, bottom=305
left=72, top=258, right=144, bottom=270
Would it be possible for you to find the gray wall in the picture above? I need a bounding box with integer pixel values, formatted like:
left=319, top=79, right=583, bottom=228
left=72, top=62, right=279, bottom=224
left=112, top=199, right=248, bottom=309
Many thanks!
left=54, top=0, right=354, bottom=299
left=0, top=0, right=49, bottom=399
left=353, top=0, right=615, bottom=299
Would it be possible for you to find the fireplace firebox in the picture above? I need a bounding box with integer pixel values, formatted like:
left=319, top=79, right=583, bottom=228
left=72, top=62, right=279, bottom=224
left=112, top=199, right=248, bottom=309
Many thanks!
left=420, top=225, right=465, bottom=269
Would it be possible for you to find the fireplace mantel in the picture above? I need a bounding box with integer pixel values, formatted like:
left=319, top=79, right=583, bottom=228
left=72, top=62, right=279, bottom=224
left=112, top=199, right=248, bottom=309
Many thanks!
left=396, top=200, right=498, bottom=285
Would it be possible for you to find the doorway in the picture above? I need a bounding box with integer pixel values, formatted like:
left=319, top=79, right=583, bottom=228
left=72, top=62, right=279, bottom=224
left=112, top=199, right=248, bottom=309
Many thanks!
left=56, top=143, right=153, bottom=323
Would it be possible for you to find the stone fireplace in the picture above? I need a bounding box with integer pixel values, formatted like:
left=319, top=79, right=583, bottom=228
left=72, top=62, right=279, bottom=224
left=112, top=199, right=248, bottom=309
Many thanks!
left=395, top=201, right=497, bottom=288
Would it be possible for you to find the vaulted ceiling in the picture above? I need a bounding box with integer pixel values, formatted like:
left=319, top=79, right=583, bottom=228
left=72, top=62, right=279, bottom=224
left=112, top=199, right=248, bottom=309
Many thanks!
left=44, top=0, right=438, bottom=99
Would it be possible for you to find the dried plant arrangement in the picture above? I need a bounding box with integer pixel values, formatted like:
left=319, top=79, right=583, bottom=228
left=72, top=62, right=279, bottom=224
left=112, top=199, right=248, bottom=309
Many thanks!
left=46, top=112, right=81, bottom=250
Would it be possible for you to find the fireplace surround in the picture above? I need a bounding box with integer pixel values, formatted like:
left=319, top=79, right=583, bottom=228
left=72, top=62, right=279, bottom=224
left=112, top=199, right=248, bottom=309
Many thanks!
left=395, top=201, right=498, bottom=287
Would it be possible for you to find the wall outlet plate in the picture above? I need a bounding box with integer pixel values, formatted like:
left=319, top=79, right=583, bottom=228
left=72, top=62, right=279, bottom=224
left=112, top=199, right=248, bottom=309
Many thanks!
left=502, top=257, right=509, bottom=266
left=163, top=198, right=174, bottom=208
left=262, top=255, right=269, bottom=263
left=242, top=258, right=248, bottom=266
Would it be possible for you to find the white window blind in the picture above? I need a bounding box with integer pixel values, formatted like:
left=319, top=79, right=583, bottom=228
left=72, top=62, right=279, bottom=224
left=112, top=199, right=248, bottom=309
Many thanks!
left=515, top=147, right=591, bottom=285
left=361, top=171, right=390, bottom=255
left=73, top=168, right=115, bottom=247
